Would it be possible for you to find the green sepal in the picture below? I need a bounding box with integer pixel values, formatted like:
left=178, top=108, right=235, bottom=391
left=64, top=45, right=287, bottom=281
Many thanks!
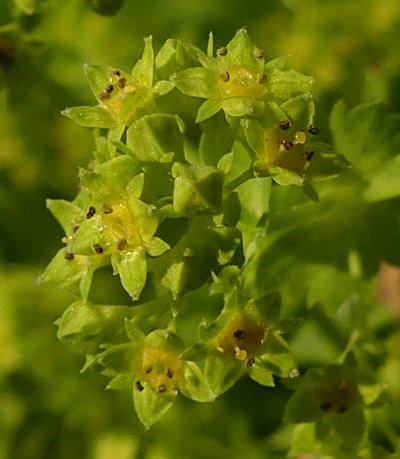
left=144, top=329, right=183, bottom=353
left=153, top=80, right=174, bottom=96
left=69, top=215, right=107, bottom=256
left=127, top=195, right=158, bottom=240
left=144, top=237, right=170, bottom=257
left=113, top=247, right=147, bottom=301
left=199, top=111, right=234, bottom=166
left=178, top=361, right=215, bottom=402
left=106, top=374, right=135, bottom=390
left=126, top=173, right=145, bottom=198
left=124, top=318, right=146, bottom=343
left=56, top=300, right=128, bottom=355
left=46, top=199, right=84, bottom=234
left=266, top=68, right=315, bottom=101
left=288, top=423, right=320, bottom=457
left=126, top=113, right=185, bottom=162
left=247, top=362, right=275, bottom=387
left=131, top=35, right=154, bottom=88
left=180, top=342, right=212, bottom=361
left=80, top=155, right=140, bottom=200
left=39, top=249, right=88, bottom=287
left=174, top=67, right=220, bottom=99
left=221, top=28, right=264, bottom=71
left=364, top=155, right=400, bottom=202
left=221, top=98, right=264, bottom=118
left=257, top=332, right=297, bottom=378
left=196, top=99, right=222, bottom=123
left=204, top=354, right=245, bottom=397
left=98, top=343, right=142, bottom=375
left=280, top=94, right=315, bottom=128
left=61, top=106, right=115, bottom=128
left=172, top=163, right=223, bottom=216
left=133, top=381, right=176, bottom=429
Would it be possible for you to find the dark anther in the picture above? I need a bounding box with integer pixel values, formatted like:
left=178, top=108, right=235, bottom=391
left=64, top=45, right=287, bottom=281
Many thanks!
left=102, top=204, right=113, bottom=214
left=157, top=384, right=167, bottom=393
left=281, top=139, right=293, bottom=150
left=117, top=239, right=127, bottom=251
left=99, top=91, right=110, bottom=101
left=219, top=71, right=230, bottom=82
left=117, top=78, right=127, bottom=89
left=0, top=40, right=15, bottom=67
left=111, top=70, right=121, bottom=77
left=246, top=358, right=255, bottom=367
left=72, top=225, right=80, bottom=234
left=338, top=381, right=349, bottom=391
left=305, top=151, right=314, bottom=161
left=254, top=49, right=265, bottom=59
left=218, top=47, right=228, bottom=56
left=279, top=120, right=291, bottom=130
left=166, top=368, right=174, bottom=379
left=135, top=381, right=144, bottom=392
left=319, top=401, right=331, bottom=411
left=144, top=365, right=153, bottom=374
left=233, top=329, right=246, bottom=341
left=86, top=206, right=96, bottom=219
left=106, top=84, right=114, bottom=94
left=257, top=74, right=267, bottom=84
left=93, top=244, right=104, bottom=254
left=64, top=252, right=74, bottom=261
left=308, top=124, right=319, bottom=135
left=336, top=404, right=347, bottom=414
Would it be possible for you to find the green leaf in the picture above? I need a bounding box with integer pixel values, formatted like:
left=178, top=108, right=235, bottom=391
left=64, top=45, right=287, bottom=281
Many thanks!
left=131, top=35, right=154, bottom=87
left=204, top=354, right=245, bottom=397
left=61, top=106, right=115, bottom=128
left=127, top=113, right=185, bottom=162
left=114, top=247, right=147, bottom=301
left=247, top=362, right=275, bottom=387
left=174, top=67, right=220, bottom=99
left=133, top=381, right=176, bottom=429
left=46, top=199, right=84, bottom=234
left=57, top=300, right=128, bottom=355
left=364, top=155, right=400, bottom=202
left=178, top=361, right=214, bottom=402
left=172, top=163, right=224, bottom=216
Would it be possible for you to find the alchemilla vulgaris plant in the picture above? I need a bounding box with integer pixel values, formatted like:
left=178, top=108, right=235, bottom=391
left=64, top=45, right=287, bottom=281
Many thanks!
left=40, top=29, right=398, bottom=456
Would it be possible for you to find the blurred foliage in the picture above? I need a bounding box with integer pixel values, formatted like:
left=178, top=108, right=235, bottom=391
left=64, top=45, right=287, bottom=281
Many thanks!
left=1, top=0, right=400, bottom=457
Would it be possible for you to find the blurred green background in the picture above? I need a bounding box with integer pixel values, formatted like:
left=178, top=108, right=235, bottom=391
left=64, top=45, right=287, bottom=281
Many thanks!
left=1, top=0, right=400, bottom=457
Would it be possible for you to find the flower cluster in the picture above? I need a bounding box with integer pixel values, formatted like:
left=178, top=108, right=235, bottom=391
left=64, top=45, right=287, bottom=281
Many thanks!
left=41, top=30, right=348, bottom=427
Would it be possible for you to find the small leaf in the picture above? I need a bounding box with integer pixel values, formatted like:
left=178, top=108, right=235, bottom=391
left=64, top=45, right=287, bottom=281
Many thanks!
left=62, top=106, right=115, bottom=128
left=178, top=361, right=214, bottom=402
left=106, top=374, right=135, bottom=390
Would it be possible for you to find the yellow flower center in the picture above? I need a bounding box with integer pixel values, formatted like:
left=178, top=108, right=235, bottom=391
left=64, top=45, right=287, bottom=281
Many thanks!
left=217, top=314, right=265, bottom=361
left=218, top=66, right=266, bottom=99
left=141, top=347, right=182, bottom=393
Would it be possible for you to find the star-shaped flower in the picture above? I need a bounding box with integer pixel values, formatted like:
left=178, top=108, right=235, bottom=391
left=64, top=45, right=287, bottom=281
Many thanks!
left=174, top=28, right=314, bottom=123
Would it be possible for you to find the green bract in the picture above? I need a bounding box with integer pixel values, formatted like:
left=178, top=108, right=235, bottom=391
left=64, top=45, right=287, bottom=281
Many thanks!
left=42, top=30, right=354, bottom=428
